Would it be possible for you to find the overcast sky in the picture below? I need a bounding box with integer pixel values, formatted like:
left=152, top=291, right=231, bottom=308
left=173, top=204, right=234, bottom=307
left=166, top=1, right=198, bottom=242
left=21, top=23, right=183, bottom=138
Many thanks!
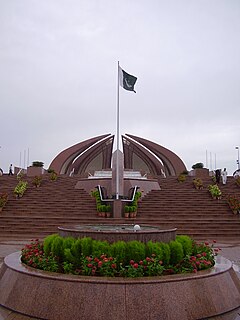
left=0, top=0, right=239, bottom=175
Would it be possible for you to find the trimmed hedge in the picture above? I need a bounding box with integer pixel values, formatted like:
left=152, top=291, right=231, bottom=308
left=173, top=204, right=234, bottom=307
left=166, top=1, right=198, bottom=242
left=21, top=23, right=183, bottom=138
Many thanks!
left=21, top=235, right=216, bottom=278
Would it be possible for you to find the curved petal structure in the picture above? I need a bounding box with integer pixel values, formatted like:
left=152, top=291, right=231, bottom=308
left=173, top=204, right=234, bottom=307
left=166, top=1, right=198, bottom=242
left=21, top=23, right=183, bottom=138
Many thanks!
left=125, top=134, right=187, bottom=176
left=49, top=133, right=186, bottom=177
left=49, top=134, right=113, bottom=174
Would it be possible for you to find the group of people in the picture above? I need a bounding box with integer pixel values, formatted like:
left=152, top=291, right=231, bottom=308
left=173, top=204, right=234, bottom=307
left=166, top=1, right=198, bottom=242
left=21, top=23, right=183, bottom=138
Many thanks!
left=215, top=168, right=228, bottom=184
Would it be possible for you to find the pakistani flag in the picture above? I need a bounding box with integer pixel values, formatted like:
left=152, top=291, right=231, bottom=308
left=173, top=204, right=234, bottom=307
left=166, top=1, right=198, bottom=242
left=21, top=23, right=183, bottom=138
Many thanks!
left=119, top=66, right=137, bottom=93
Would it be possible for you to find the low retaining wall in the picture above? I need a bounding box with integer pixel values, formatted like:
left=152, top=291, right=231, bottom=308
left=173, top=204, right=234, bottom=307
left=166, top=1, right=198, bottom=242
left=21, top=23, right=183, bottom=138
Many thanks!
left=58, top=225, right=177, bottom=243
left=1, top=253, right=240, bottom=320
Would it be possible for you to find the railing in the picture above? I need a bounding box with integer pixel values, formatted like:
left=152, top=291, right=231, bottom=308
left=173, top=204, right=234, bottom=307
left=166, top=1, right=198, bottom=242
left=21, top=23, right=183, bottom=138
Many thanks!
left=96, top=185, right=113, bottom=202
left=96, top=185, right=139, bottom=203
left=121, top=186, right=139, bottom=203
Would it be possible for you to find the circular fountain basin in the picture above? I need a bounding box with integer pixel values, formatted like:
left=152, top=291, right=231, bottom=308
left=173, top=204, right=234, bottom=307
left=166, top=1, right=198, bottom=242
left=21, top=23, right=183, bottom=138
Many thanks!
left=58, top=224, right=177, bottom=243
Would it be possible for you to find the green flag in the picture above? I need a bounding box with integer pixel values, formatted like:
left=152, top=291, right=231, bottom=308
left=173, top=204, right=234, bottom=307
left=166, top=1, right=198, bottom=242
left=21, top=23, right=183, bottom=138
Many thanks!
left=119, top=66, right=137, bottom=93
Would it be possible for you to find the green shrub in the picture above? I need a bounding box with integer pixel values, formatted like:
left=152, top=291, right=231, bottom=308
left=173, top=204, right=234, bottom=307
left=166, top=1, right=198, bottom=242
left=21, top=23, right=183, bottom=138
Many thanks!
left=14, top=180, right=28, bottom=197
left=71, top=238, right=82, bottom=258
left=177, top=174, right=186, bottom=182
left=159, top=242, right=171, bottom=265
left=32, top=161, right=44, bottom=167
left=146, top=241, right=163, bottom=260
left=0, top=193, right=8, bottom=208
left=64, top=238, right=83, bottom=265
left=131, top=205, right=137, bottom=212
left=49, top=172, right=58, bottom=181
left=43, top=234, right=58, bottom=255
left=81, top=237, right=93, bottom=256
left=176, top=235, right=193, bottom=256
left=64, top=249, right=76, bottom=264
left=124, top=205, right=130, bottom=213
left=169, top=241, right=184, bottom=265
left=63, top=237, right=75, bottom=250
left=32, top=176, right=42, bottom=187
left=192, top=163, right=204, bottom=169
left=125, top=240, right=145, bottom=262
left=110, top=241, right=127, bottom=264
left=92, top=240, right=110, bottom=257
left=208, top=184, right=222, bottom=198
left=124, top=191, right=142, bottom=215
left=51, top=236, right=64, bottom=261
left=63, top=261, right=75, bottom=274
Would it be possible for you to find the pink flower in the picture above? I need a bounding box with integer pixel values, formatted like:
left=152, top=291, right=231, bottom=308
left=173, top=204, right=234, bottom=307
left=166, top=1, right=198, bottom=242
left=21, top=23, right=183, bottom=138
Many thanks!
left=133, top=263, right=138, bottom=269
left=130, top=260, right=135, bottom=265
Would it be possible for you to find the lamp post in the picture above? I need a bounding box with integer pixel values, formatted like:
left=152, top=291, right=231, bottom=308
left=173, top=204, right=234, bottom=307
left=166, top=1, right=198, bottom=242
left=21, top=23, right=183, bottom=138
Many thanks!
left=236, top=146, right=240, bottom=170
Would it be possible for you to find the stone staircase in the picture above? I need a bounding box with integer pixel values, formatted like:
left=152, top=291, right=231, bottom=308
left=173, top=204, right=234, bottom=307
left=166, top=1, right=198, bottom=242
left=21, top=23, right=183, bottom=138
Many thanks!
left=0, top=175, right=239, bottom=242
left=137, top=176, right=240, bottom=241
left=0, top=175, right=98, bottom=241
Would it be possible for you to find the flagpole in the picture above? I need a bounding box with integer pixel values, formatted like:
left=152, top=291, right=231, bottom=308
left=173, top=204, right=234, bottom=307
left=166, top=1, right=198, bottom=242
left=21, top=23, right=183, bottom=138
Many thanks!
left=116, top=61, right=120, bottom=200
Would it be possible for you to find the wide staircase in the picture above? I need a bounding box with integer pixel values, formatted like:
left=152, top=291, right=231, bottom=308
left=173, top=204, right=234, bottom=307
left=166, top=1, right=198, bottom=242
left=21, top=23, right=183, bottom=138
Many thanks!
left=0, top=175, right=98, bottom=241
left=0, top=175, right=239, bottom=242
left=138, top=176, right=240, bottom=241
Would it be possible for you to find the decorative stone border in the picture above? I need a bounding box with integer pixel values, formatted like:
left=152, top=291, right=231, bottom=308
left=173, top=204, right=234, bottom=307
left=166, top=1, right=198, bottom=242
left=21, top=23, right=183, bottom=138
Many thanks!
left=0, top=253, right=240, bottom=320
left=58, top=224, right=177, bottom=243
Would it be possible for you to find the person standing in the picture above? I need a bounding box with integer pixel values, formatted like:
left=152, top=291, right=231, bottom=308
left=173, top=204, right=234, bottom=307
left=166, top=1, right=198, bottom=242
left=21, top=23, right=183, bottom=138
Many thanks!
left=215, top=169, right=221, bottom=183
left=8, top=164, right=13, bottom=176
left=221, top=168, right=227, bottom=185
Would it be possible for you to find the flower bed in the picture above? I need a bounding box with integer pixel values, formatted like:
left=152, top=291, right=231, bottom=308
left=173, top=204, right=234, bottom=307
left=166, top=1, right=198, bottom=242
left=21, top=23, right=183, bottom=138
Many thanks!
left=193, top=178, right=203, bottom=190
left=14, top=180, right=28, bottom=198
left=21, top=235, right=218, bottom=278
left=0, top=192, right=8, bottom=210
left=208, top=184, right=222, bottom=199
left=226, top=195, right=240, bottom=214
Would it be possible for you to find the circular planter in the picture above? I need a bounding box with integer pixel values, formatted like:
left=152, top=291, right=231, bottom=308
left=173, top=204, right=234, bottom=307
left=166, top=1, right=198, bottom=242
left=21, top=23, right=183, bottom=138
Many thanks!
left=0, top=253, right=240, bottom=320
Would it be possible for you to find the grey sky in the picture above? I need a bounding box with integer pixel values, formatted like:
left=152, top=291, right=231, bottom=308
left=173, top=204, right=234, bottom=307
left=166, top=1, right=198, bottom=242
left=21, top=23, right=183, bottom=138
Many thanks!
left=0, top=0, right=239, bottom=174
